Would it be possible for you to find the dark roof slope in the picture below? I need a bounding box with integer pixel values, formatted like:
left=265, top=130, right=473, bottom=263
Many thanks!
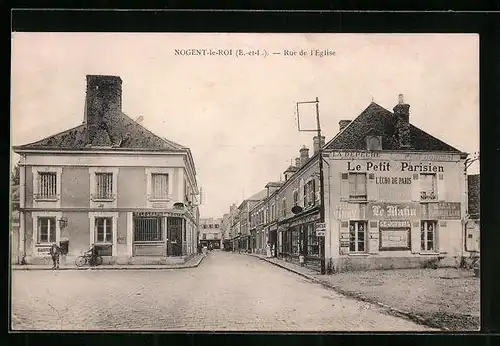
left=468, top=174, right=480, bottom=219
left=13, top=113, right=186, bottom=152
left=324, top=102, right=462, bottom=152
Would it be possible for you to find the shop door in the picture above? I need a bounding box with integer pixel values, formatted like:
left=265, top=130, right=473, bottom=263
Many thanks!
left=167, top=217, right=183, bottom=256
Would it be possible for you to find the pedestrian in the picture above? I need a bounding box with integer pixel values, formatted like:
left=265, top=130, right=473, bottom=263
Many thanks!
left=49, top=242, right=61, bottom=269
left=266, top=242, right=271, bottom=258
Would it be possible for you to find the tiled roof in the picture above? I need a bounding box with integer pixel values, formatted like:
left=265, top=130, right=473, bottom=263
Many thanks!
left=324, top=102, right=462, bottom=152
left=248, top=189, right=268, bottom=201
left=13, top=112, right=186, bottom=152
left=468, top=174, right=480, bottom=219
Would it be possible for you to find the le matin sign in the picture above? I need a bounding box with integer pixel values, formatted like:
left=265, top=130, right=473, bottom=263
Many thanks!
left=367, top=202, right=420, bottom=220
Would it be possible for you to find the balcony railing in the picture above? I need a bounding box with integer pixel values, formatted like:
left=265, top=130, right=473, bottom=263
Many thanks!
left=33, top=193, right=59, bottom=201
left=91, top=193, right=117, bottom=202
left=420, top=191, right=437, bottom=201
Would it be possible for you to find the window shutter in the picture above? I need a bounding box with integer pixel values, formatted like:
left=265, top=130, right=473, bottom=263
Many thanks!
left=339, top=221, right=350, bottom=255
left=437, top=174, right=446, bottom=201
left=368, top=220, right=379, bottom=254
left=340, top=173, right=349, bottom=201
left=367, top=173, right=377, bottom=201
left=411, top=173, right=420, bottom=201
left=411, top=221, right=421, bottom=253
left=438, top=221, right=447, bottom=254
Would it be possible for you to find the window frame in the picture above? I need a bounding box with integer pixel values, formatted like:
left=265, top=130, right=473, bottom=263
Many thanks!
left=421, top=220, right=437, bottom=252
left=89, top=212, right=118, bottom=256
left=32, top=167, right=62, bottom=205
left=95, top=217, right=113, bottom=244
left=37, top=217, right=57, bottom=244
left=349, top=220, right=367, bottom=253
left=420, top=173, right=438, bottom=201
left=92, top=172, right=115, bottom=201
left=349, top=173, right=367, bottom=202
left=306, top=223, right=319, bottom=257
left=151, top=173, right=170, bottom=200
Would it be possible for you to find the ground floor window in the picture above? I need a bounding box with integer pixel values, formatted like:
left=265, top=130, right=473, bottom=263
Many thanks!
left=38, top=217, right=56, bottom=244
left=349, top=220, right=367, bottom=252
left=134, top=217, right=164, bottom=242
left=95, top=217, right=113, bottom=243
left=291, top=229, right=299, bottom=255
left=282, top=231, right=290, bottom=254
left=421, top=220, right=437, bottom=251
left=306, top=223, right=319, bottom=256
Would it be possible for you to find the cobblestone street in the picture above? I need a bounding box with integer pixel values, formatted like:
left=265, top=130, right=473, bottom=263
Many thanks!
left=11, top=251, right=435, bottom=331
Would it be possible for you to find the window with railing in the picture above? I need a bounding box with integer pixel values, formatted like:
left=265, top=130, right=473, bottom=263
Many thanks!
left=420, top=174, right=437, bottom=201
left=349, top=173, right=367, bottom=201
left=134, top=217, right=163, bottom=242
left=151, top=173, right=169, bottom=200
left=36, top=172, right=57, bottom=200
left=93, top=173, right=114, bottom=200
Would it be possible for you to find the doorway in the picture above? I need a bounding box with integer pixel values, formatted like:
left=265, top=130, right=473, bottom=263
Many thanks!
left=167, top=217, right=183, bottom=256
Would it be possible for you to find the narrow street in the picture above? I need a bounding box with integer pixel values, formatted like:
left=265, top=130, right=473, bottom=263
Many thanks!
left=11, top=251, right=434, bottom=331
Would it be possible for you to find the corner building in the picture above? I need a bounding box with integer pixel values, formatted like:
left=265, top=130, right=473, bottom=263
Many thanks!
left=13, top=75, right=200, bottom=265
left=322, top=97, right=468, bottom=272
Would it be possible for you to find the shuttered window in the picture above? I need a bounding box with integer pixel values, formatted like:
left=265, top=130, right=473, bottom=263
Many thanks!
left=95, top=173, right=113, bottom=199
left=349, top=173, right=367, bottom=201
left=38, top=217, right=56, bottom=243
left=152, top=173, right=169, bottom=199
left=38, top=172, right=57, bottom=199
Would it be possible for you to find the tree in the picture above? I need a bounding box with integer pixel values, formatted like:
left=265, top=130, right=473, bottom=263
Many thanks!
left=12, top=163, right=20, bottom=185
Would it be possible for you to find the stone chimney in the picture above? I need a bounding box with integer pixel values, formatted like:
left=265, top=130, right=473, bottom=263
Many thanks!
left=84, top=75, right=123, bottom=146
left=339, top=120, right=351, bottom=132
left=299, top=145, right=309, bottom=167
left=283, top=165, right=297, bottom=181
left=393, top=94, right=411, bottom=148
left=313, top=136, right=326, bottom=155
left=295, top=157, right=301, bottom=169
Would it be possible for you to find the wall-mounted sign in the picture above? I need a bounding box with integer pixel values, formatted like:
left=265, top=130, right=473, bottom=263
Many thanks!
left=422, top=202, right=461, bottom=220
left=379, top=220, right=411, bottom=228
left=333, top=203, right=367, bottom=220
left=379, top=229, right=410, bottom=250
left=316, top=222, right=326, bottom=230
left=367, top=202, right=420, bottom=220
left=117, top=237, right=126, bottom=244
left=346, top=161, right=444, bottom=173
left=375, top=177, right=412, bottom=185
left=331, top=151, right=458, bottom=162
left=316, top=230, right=325, bottom=237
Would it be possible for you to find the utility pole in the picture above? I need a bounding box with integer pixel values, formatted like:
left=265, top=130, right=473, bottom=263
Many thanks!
left=296, top=97, right=326, bottom=275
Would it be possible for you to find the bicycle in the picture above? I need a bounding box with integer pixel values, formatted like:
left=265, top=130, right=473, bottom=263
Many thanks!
left=75, top=247, right=103, bottom=267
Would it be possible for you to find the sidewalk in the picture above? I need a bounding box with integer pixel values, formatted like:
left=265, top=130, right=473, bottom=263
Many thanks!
left=11, top=253, right=206, bottom=271
left=246, top=252, right=477, bottom=331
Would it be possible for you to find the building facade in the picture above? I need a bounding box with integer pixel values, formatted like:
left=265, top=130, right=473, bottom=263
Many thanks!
left=465, top=174, right=480, bottom=253
left=199, top=217, right=222, bottom=249
left=322, top=97, right=469, bottom=272
left=243, top=95, right=476, bottom=272
left=13, top=75, right=200, bottom=265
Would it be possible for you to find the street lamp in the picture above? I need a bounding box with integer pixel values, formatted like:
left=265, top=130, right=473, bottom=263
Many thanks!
left=296, top=97, right=326, bottom=275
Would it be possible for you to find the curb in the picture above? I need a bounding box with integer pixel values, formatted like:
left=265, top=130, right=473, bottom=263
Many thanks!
left=11, top=254, right=206, bottom=271
left=249, top=254, right=449, bottom=331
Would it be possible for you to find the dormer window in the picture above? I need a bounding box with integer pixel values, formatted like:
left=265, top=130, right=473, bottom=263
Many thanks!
left=366, top=135, right=382, bottom=151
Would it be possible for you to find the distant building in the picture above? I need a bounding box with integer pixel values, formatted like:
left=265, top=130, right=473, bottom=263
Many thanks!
left=199, top=217, right=222, bottom=249
left=12, top=75, right=200, bottom=265
left=466, top=174, right=480, bottom=252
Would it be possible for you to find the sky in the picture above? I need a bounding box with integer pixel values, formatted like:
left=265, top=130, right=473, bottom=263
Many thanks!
left=11, top=33, right=479, bottom=218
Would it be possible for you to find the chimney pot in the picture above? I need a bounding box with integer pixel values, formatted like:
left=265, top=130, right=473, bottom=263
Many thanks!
left=398, top=94, right=404, bottom=104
